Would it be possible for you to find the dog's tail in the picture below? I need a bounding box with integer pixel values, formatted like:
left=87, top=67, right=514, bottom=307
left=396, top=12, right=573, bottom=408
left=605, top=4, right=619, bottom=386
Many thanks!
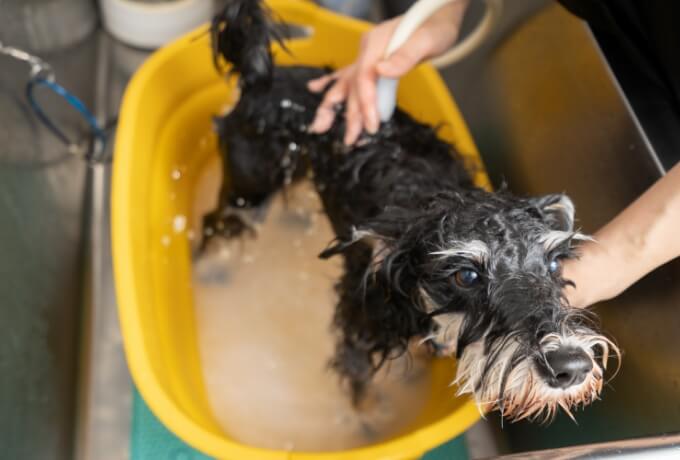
left=211, top=0, right=283, bottom=90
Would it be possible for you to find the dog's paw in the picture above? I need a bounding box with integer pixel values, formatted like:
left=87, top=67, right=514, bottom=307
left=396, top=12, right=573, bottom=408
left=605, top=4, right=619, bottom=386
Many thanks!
left=199, top=210, right=256, bottom=253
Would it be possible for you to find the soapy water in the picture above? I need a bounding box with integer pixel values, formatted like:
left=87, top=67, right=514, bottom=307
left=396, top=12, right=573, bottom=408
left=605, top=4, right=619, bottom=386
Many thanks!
left=188, top=155, right=433, bottom=451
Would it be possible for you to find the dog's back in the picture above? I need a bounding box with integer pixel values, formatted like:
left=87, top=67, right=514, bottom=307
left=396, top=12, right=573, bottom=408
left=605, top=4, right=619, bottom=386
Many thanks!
left=211, top=1, right=473, bottom=240
left=208, top=0, right=476, bottom=399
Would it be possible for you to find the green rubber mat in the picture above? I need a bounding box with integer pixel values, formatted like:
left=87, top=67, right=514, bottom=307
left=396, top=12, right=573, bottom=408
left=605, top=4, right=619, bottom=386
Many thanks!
left=131, top=388, right=468, bottom=459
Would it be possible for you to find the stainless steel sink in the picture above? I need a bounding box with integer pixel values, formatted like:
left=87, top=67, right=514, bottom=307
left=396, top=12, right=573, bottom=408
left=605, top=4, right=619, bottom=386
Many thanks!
left=0, top=33, right=93, bottom=460
left=74, top=36, right=151, bottom=460
left=2, top=2, right=680, bottom=459
left=444, top=0, right=680, bottom=455
left=0, top=22, right=143, bottom=458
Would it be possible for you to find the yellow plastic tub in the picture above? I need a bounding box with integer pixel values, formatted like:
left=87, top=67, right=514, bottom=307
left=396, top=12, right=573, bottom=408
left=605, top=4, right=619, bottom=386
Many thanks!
left=112, top=1, right=488, bottom=458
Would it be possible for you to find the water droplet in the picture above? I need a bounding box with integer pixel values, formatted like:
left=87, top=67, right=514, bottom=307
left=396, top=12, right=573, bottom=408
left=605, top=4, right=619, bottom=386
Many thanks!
left=172, top=215, right=186, bottom=233
left=236, top=197, right=246, bottom=207
left=171, top=169, right=182, bottom=180
left=288, top=142, right=298, bottom=151
left=280, top=99, right=292, bottom=108
left=161, top=235, right=171, bottom=246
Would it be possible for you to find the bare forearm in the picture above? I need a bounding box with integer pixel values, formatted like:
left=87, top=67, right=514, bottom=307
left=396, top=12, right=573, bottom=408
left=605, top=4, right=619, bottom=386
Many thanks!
left=564, top=162, right=680, bottom=307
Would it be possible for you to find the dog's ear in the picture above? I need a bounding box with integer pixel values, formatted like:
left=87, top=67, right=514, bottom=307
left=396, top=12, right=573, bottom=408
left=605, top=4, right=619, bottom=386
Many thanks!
left=532, top=194, right=575, bottom=232
left=319, top=227, right=391, bottom=269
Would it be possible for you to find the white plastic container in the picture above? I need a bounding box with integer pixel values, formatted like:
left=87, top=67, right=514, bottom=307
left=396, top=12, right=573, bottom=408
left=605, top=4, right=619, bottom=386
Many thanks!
left=100, top=0, right=215, bottom=49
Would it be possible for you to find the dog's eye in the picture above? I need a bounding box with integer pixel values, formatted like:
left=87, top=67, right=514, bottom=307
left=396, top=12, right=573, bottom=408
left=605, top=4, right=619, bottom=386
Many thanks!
left=548, top=258, right=561, bottom=274
left=454, top=269, right=480, bottom=287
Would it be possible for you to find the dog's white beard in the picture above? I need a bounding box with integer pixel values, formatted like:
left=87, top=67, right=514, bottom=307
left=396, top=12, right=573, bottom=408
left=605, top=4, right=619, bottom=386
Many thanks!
left=427, top=312, right=620, bottom=422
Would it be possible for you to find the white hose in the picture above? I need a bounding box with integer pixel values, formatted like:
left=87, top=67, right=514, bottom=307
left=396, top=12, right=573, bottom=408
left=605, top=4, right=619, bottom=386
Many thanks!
left=384, top=0, right=456, bottom=58
left=377, top=0, right=503, bottom=122
left=431, top=0, right=503, bottom=67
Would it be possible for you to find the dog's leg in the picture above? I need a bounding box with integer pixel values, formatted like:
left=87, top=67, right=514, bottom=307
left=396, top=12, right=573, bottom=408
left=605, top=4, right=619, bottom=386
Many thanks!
left=202, top=115, right=308, bottom=249
left=331, top=333, right=376, bottom=407
left=327, top=244, right=390, bottom=408
left=323, top=230, right=437, bottom=407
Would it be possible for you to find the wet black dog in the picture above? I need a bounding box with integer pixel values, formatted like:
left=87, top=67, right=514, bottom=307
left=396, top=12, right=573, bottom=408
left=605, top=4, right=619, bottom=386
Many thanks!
left=204, top=0, right=618, bottom=421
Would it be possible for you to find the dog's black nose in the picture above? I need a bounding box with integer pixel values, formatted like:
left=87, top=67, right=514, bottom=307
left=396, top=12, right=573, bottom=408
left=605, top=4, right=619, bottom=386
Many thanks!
left=544, top=347, right=593, bottom=389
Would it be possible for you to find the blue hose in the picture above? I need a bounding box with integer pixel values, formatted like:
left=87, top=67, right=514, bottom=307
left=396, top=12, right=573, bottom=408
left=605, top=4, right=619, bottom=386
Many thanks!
left=25, top=77, right=107, bottom=150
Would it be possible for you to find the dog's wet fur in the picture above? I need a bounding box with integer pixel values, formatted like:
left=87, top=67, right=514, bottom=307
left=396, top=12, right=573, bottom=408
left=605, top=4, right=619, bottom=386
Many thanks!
left=204, top=0, right=619, bottom=422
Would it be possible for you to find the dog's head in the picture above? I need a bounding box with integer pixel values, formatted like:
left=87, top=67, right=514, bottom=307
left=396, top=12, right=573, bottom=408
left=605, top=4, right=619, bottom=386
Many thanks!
left=343, top=189, right=619, bottom=421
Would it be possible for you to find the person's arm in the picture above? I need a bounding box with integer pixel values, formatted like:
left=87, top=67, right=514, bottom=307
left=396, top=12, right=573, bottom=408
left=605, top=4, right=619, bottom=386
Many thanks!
left=308, top=0, right=470, bottom=145
left=563, top=162, right=680, bottom=308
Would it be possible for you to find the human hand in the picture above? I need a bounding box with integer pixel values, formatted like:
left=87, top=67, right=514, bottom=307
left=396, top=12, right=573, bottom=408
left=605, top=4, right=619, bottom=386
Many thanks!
left=562, top=238, right=628, bottom=309
left=562, top=241, right=606, bottom=308
left=307, top=0, right=470, bottom=145
left=562, top=160, right=680, bottom=308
